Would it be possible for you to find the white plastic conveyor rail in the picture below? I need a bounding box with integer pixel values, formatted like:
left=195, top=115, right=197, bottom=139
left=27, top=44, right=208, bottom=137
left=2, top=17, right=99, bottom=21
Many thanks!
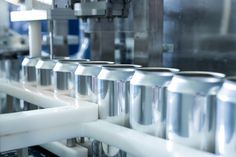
left=0, top=79, right=98, bottom=152
left=0, top=80, right=220, bottom=157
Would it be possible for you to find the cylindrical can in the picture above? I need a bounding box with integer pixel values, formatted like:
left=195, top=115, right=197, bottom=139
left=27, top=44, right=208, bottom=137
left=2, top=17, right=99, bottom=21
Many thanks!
left=166, top=71, right=225, bottom=152
left=6, top=58, right=21, bottom=82
left=0, top=56, right=8, bottom=113
left=130, top=67, right=179, bottom=138
left=22, top=56, right=40, bottom=85
left=36, top=58, right=56, bottom=90
left=97, top=64, right=141, bottom=126
left=53, top=59, right=88, bottom=97
left=216, top=77, right=236, bottom=156
left=75, top=61, right=114, bottom=103
left=0, top=58, right=6, bottom=79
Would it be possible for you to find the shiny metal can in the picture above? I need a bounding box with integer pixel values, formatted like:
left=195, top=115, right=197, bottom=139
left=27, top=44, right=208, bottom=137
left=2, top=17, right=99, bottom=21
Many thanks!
left=166, top=71, right=225, bottom=152
left=75, top=61, right=113, bottom=103
left=6, top=58, right=21, bottom=82
left=130, top=67, right=179, bottom=138
left=36, top=58, right=56, bottom=90
left=97, top=64, right=141, bottom=126
left=53, top=59, right=88, bottom=97
left=22, top=56, right=40, bottom=85
left=0, top=59, right=6, bottom=79
left=216, top=77, right=236, bottom=156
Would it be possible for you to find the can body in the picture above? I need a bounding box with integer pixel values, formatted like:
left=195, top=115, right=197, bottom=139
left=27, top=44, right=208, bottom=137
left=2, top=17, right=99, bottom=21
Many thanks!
left=130, top=68, right=179, bottom=138
left=166, top=72, right=225, bottom=152
left=6, top=59, right=21, bottom=82
left=53, top=59, right=87, bottom=97
left=98, top=64, right=141, bottom=126
left=22, top=57, right=39, bottom=85
left=36, top=59, right=56, bottom=90
left=216, top=78, right=236, bottom=156
left=75, top=61, right=113, bottom=103
left=0, top=59, right=6, bottom=79
left=0, top=58, right=7, bottom=113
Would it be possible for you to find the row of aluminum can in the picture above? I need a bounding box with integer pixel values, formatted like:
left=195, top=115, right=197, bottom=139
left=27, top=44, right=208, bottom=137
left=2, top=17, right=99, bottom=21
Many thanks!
left=7, top=56, right=236, bottom=156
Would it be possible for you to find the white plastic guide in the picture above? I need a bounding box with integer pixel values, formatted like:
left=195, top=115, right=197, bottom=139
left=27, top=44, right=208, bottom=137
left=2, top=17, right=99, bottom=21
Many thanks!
left=0, top=80, right=220, bottom=157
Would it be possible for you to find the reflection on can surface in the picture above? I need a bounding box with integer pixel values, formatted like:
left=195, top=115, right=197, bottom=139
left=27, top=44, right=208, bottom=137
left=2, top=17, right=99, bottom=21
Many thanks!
left=36, top=58, right=56, bottom=90
left=75, top=61, right=113, bottom=103
left=216, top=78, right=236, bottom=157
left=22, top=57, right=39, bottom=84
left=98, top=64, right=141, bottom=126
left=166, top=71, right=225, bottom=152
left=130, top=67, right=179, bottom=138
left=53, top=59, right=88, bottom=97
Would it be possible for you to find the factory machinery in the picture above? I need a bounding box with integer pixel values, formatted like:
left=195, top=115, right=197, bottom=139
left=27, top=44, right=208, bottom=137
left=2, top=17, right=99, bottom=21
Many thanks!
left=0, top=0, right=236, bottom=157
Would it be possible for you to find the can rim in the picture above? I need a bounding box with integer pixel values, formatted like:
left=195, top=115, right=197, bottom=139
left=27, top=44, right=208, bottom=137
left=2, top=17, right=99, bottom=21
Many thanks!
left=79, top=61, right=114, bottom=66
left=137, top=67, right=179, bottom=73
left=36, top=59, right=57, bottom=70
left=24, top=56, right=39, bottom=59
left=102, top=64, right=141, bottom=71
left=176, top=71, right=225, bottom=79
left=39, top=57, right=52, bottom=61
left=58, top=59, right=88, bottom=62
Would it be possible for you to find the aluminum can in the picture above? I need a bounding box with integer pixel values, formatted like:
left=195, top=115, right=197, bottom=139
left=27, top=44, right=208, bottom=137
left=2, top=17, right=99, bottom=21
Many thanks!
left=75, top=61, right=113, bottom=103
left=216, top=77, right=236, bottom=156
left=97, top=64, right=141, bottom=126
left=6, top=58, right=21, bottom=82
left=53, top=59, right=88, bottom=97
left=22, top=56, right=39, bottom=85
left=166, top=71, right=225, bottom=152
left=130, top=67, right=179, bottom=138
left=0, top=59, right=6, bottom=79
left=36, top=58, right=56, bottom=90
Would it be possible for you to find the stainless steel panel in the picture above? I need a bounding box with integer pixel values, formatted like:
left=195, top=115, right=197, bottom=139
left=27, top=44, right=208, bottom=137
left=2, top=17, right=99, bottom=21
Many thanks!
left=216, top=78, right=236, bottom=156
left=130, top=67, right=179, bottom=138
left=75, top=61, right=113, bottom=103
left=166, top=71, right=225, bottom=152
left=97, top=64, right=141, bottom=126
